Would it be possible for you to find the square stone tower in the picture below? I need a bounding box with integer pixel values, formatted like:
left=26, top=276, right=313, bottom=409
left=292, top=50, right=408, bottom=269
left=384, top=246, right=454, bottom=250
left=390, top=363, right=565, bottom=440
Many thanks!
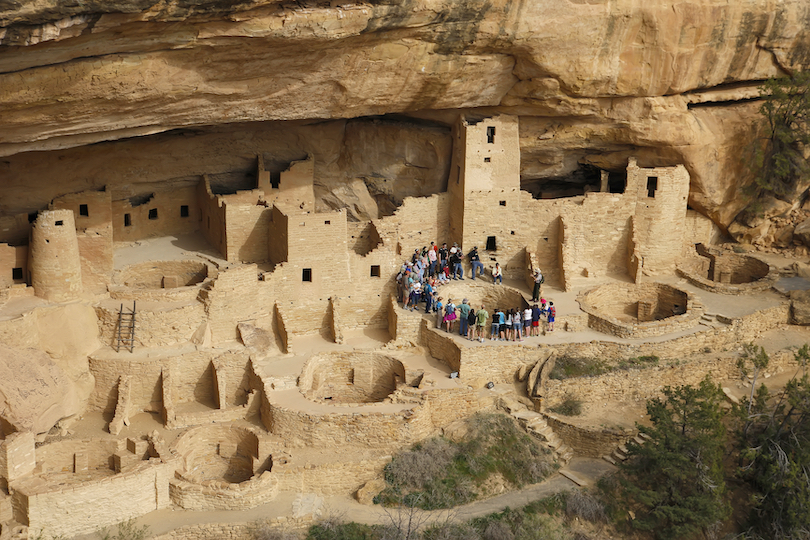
left=448, top=115, right=521, bottom=256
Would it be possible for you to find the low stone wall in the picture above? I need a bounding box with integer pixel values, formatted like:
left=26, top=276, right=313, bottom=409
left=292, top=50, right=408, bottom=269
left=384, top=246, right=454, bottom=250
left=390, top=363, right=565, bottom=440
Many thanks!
left=114, top=260, right=210, bottom=289
left=544, top=308, right=796, bottom=411
left=425, top=304, right=791, bottom=389
left=275, top=456, right=390, bottom=496
left=262, top=397, right=434, bottom=448
left=95, top=301, right=206, bottom=349
left=17, top=459, right=176, bottom=538
left=169, top=472, right=278, bottom=511
left=543, top=415, right=629, bottom=458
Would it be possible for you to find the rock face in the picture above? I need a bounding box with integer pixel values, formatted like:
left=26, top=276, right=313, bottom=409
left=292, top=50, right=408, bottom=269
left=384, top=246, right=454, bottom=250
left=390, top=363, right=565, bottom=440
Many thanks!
left=1, top=0, right=810, bottom=226
left=0, top=344, right=81, bottom=435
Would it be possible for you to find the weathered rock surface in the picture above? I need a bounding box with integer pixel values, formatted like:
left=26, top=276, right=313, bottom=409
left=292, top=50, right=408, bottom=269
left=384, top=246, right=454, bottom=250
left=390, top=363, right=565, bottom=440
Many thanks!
left=0, top=344, right=81, bottom=435
left=1, top=0, right=810, bottom=227
left=791, top=290, right=810, bottom=325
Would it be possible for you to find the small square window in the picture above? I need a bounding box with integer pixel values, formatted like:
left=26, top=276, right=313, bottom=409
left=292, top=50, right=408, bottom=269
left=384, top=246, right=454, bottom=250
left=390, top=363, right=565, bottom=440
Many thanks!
left=148, top=208, right=158, bottom=220
left=55, top=220, right=63, bottom=226
left=79, top=204, right=89, bottom=217
left=124, top=214, right=132, bottom=227
left=302, top=268, right=312, bottom=282
left=484, top=157, right=491, bottom=163
left=12, top=267, right=23, bottom=280
left=324, top=220, right=331, bottom=225
left=180, top=205, right=189, bottom=218
left=370, top=265, right=381, bottom=277
left=499, top=200, right=506, bottom=206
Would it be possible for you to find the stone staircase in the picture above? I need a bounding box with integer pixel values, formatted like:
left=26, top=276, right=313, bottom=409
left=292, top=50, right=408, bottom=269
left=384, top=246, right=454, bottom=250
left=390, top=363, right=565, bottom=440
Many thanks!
left=698, top=312, right=727, bottom=329
left=498, top=397, right=574, bottom=465
left=601, top=431, right=650, bottom=465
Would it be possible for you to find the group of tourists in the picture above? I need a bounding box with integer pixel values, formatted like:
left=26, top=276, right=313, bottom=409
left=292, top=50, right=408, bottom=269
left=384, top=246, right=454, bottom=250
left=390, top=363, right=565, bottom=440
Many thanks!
left=395, top=242, right=557, bottom=343
left=396, top=242, right=489, bottom=313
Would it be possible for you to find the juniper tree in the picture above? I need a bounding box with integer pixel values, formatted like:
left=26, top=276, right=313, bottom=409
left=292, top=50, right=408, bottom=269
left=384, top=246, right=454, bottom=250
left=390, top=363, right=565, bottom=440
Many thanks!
left=618, top=377, right=729, bottom=540
left=734, top=346, right=810, bottom=540
left=751, top=71, right=810, bottom=201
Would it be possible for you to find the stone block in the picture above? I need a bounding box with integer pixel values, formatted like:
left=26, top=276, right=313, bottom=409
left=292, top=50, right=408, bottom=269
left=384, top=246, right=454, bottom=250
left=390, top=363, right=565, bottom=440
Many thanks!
left=162, top=275, right=180, bottom=288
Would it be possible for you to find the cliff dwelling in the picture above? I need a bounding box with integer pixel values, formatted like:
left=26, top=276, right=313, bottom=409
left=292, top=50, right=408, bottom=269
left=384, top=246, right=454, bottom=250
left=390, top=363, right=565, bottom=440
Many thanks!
left=2, top=1, right=810, bottom=539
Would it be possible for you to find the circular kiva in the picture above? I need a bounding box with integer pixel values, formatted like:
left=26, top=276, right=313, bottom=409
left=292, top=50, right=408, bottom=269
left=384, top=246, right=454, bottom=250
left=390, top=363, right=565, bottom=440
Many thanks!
left=173, top=424, right=266, bottom=485
left=677, top=245, right=777, bottom=294
left=577, top=282, right=703, bottom=339
left=299, top=351, right=406, bottom=404
left=113, top=259, right=209, bottom=289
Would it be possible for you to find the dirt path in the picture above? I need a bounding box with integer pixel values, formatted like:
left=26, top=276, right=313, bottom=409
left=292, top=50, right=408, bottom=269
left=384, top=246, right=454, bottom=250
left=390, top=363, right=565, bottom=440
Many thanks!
left=103, top=459, right=613, bottom=539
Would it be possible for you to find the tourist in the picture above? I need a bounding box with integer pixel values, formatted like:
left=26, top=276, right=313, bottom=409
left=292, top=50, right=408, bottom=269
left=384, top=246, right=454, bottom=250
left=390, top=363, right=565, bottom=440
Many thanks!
left=451, top=249, right=464, bottom=280
left=547, top=301, right=556, bottom=332
left=444, top=298, right=457, bottom=333
left=531, top=303, right=541, bottom=337
left=467, top=307, right=477, bottom=340
left=523, top=306, right=532, bottom=338
left=504, top=308, right=513, bottom=340
left=435, top=296, right=444, bottom=328
left=512, top=309, right=523, bottom=341
left=458, top=299, right=471, bottom=337
left=497, top=308, right=506, bottom=340
left=490, top=309, right=500, bottom=340
left=423, top=280, right=434, bottom=313
left=427, top=243, right=437, bottom=276
left=476, top=305, right=489, bottom=343
left=492, top=262, right=502, bottom=284
left=469, top=246, right=484, bottom=280
left=531, top=269, right=544, bottom=302
left=439, top=242, right=449, bottom=267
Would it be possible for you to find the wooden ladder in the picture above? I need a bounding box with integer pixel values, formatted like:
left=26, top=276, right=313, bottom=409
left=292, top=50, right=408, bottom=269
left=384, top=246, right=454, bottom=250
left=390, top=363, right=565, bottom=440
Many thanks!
left=116, top=301, right=136, bottom=353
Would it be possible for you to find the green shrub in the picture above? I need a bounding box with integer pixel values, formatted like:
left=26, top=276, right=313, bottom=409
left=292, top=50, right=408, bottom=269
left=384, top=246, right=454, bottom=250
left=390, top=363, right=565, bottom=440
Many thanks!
left=616, top=355, right=659, bottom=371
left=307, top=521, right=381, bottom=540
left=377, top=413, right=555, bottom=510
left=547, top=394, right=582, bottom=416
left=549, top=357, right=609, bottom=380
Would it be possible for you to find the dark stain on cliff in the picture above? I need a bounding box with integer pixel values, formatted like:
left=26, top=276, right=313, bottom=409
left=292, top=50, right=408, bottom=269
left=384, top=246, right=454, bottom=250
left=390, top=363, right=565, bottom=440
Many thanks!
left=362, top=0, right=494, bottom=55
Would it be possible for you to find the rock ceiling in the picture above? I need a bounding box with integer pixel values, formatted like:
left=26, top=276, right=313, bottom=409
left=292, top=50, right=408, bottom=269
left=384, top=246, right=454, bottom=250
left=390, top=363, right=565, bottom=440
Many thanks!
left=2, top=0, right=810, bottom=227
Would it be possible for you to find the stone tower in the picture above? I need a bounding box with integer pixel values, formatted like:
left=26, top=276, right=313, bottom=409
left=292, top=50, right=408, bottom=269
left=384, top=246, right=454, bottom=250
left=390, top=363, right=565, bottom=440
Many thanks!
left=628, top=158, right=691, bottom=276
left=448, top=114, right=521, bottom=255
left=29, top=209, right=83, bottom=301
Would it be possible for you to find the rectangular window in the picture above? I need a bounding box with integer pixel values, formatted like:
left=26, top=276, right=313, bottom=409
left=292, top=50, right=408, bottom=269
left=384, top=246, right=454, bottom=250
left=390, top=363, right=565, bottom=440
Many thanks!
left=499, top=200, right=506, bottom=206
left=370, top=265, right=381, bottom=277
left=12, top=267, right=23, bottom=280
left=486, top=126, right=496, bottom=144
left=302, top=268, right=312, bottom=282
left=270, top=172, right=281, bottom=189
left=148, top=208, right=158, bottom=220
left=484, top=157, right=491, bottom=163
left=486, top=236, right=497, bottom=251
left=55, top=220, right=63, bottom=226
left=79, top=204, right=89, bottom=217
left=646, top=176, right=658, bottom=198
left=324, top=220, right=331, bottom=225
left=180, top=205, right=189, bottom=218
left=124, top=214, right=131, bottom=227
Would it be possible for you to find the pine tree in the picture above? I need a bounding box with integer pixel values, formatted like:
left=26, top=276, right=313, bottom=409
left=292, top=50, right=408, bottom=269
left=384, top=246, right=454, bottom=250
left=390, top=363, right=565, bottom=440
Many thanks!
left=618, top=377, right=729, bottom=540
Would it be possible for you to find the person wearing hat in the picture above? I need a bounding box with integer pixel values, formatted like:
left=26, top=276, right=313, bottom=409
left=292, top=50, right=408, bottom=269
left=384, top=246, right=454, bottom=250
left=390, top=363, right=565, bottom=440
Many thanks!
left=469, top=246, right=484, bottom=280
left=531, top=269, right=544, bottom=302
